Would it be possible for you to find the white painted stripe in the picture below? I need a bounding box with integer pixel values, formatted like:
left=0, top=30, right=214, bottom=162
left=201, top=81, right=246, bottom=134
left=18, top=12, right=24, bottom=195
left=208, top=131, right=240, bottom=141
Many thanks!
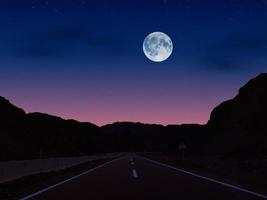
left=132, top=169, right=138, bottom=178
left=20, top=156, right=125, bottom=200
left=138, top=156, right=267, bottom=199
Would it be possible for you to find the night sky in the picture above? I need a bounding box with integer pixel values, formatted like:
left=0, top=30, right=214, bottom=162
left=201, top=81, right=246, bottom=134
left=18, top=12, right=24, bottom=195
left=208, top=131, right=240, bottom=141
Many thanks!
left=0, top=0, right=266, bottom=125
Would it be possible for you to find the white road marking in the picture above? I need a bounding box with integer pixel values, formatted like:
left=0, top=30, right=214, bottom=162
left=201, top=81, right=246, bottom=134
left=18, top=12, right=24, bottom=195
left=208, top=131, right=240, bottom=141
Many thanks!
left=138, top=156, right=267, bottom=199
left=20, top=156, right=125, bottom=200
left=132, top=169, right=138, bottom=178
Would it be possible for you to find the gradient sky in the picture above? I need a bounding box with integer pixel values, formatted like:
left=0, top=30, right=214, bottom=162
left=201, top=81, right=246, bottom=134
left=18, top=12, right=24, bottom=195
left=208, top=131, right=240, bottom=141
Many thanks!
left=0, top=0, right=266, bottom=126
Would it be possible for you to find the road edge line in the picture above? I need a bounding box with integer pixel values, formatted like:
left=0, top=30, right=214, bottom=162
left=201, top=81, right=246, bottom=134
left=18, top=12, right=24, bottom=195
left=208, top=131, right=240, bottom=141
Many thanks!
left=20, top=156, right=125, bottom=200
left=138, top=155, right=267, bottom=199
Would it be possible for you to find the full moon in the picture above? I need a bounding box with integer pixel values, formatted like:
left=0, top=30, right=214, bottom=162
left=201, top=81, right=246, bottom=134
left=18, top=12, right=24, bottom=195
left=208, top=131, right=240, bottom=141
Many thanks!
left=143, top=32, right=173, bottom=62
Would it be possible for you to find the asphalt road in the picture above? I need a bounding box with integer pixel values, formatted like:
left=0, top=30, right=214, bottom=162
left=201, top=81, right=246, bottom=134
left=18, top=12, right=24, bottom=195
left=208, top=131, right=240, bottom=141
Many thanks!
left=20, top=154, right=267, bottom=200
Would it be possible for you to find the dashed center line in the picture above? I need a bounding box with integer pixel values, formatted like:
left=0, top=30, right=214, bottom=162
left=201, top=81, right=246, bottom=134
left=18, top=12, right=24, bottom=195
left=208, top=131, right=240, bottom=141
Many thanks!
left=132, top=169, right=138, bottom=178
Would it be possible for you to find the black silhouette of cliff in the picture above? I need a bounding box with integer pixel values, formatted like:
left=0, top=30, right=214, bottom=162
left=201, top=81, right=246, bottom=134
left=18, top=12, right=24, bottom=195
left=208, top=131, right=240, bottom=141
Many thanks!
left=0, top=97, right=205, bottom=160
left=0, top=97, right=27, bottom=160
left=208, top=73, right=267, bottom=131
left=0, top=73, right=267, bottom=160
left=101, top=122, right=205, bottom=153
left=207, top=73, right=267, bottom=157
left=0, top=98, right=103, bottom=160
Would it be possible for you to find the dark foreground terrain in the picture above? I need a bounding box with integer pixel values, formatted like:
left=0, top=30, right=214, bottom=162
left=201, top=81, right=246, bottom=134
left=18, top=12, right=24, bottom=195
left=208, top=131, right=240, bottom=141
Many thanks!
left=1, top=73, right=267, bottom=161
left=0, top=74, right=267, bottom=199
left=0, top=158, right=114, bottom=200
left=140, top=153, right=267, bottom=195
left=14, top=154, right=267, bottom=200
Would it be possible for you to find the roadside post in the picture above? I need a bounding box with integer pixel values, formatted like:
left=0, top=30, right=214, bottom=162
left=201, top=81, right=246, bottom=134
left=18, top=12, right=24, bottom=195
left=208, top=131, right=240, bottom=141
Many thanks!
left=179, top=141, right=187, bottom=163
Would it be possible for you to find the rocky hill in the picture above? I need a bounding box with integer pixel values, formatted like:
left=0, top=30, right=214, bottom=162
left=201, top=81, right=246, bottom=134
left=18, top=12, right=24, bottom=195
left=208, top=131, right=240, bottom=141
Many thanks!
left=207, top=73, right=267, bottom=157
left=1, top=73, right=267, bottom=160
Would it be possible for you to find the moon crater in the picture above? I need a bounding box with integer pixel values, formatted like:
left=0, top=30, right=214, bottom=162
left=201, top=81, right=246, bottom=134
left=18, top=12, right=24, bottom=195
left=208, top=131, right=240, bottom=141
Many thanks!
left=143, top=32, right=173, bottom=62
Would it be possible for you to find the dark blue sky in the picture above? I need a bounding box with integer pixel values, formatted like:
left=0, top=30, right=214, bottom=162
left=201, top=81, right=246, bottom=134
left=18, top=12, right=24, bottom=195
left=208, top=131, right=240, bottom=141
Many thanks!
left=0, top=0, right=266, bottom=125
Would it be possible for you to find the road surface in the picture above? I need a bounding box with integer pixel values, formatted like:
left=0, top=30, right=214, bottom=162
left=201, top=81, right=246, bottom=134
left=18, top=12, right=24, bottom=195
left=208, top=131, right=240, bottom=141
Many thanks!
left=20, top=155, right=267, bottom=200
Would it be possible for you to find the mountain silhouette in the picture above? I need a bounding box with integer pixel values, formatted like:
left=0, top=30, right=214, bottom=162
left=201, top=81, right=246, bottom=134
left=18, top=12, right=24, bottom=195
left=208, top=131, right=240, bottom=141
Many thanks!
left=0, top=73, right=266, bottom=160
left=101, top=122, right=205, bottom=153
left=0, top=96, right=25, bottom=131
left=208, top=73, right=267, bottom=131
left=0, top=97, right=27, bottom=160
left=0, top=99, right=104, bottom=160
left=207, top=73, right=267, bottom=157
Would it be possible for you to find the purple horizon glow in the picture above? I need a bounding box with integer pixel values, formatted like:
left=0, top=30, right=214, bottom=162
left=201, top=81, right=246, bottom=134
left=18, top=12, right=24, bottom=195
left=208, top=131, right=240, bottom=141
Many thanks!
left=1, top=62, right=259, bottom=126
left=1, top=1, right=266, bottom=126
left=5, top=93, right=218, bottom=126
